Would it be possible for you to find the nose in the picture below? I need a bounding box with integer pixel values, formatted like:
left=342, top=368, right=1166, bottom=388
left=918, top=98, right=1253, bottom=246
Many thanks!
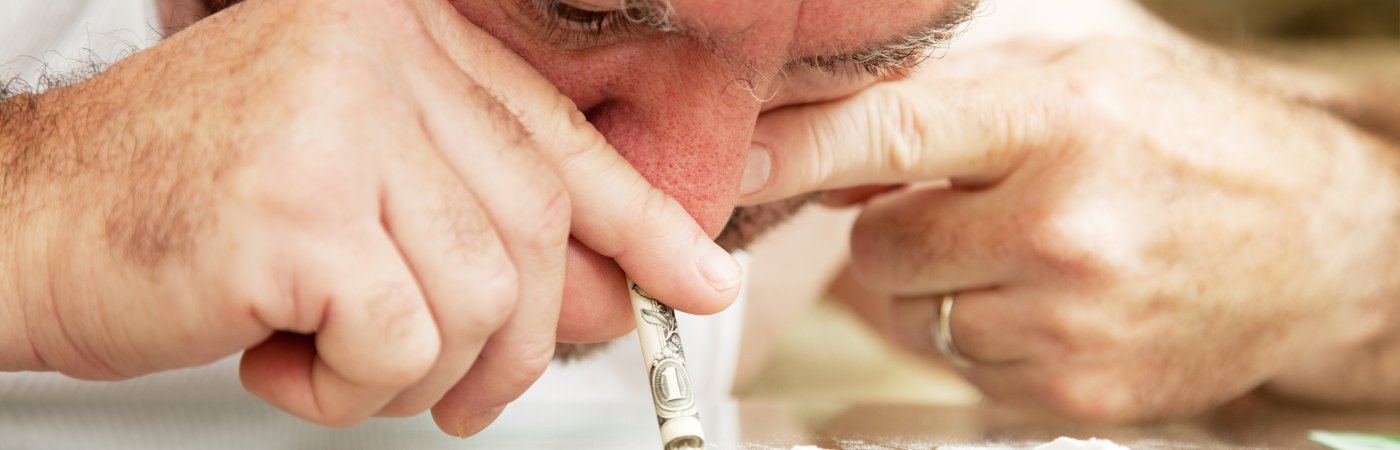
left=573, top=57, right=765, bottom=236
left=546, top=48, right=772, bottom=342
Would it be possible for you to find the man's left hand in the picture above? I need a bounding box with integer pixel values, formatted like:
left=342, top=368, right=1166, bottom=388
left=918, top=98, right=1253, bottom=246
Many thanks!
left=739, top=37, right=1400, bottom=421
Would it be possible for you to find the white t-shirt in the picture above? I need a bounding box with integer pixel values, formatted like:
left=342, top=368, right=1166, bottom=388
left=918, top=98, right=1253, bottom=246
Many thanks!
left=0, top=2, right=747, bottom=446
left=0, top=0, right=166, bottom=86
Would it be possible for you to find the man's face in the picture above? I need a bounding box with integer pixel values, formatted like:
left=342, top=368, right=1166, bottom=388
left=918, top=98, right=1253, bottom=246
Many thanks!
left=449, top=0, right=976, bottom=237
left=439, top=0, right=976, bottom=342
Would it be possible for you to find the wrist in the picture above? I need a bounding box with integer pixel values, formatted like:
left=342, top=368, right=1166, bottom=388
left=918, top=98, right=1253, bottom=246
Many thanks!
left=1264, top=138, right=1400, bottom=406
left=1, top=92, right=55, bottom=372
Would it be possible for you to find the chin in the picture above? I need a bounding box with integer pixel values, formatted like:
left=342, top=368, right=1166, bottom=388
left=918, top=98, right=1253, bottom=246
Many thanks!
left=553, top=194, right=820, bottom=362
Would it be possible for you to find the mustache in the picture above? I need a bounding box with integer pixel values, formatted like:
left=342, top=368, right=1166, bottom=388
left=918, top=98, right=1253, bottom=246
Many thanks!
left=715, top=193, right=820, bottom=252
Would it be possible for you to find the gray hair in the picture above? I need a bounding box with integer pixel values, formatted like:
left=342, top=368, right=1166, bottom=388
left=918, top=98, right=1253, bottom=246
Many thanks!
left=620, top=0, right=679, bottom=33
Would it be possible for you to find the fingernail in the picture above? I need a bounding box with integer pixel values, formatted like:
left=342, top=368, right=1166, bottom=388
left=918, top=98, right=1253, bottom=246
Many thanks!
left=696, top=241, right=743, bottom=292
left=454, top=405, right=506, bottom=438
left=740, top=144, right=772, bottom=197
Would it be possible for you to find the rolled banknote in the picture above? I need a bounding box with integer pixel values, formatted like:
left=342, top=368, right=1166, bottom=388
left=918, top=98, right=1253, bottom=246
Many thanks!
left=628, top=279, right=706, bottom=450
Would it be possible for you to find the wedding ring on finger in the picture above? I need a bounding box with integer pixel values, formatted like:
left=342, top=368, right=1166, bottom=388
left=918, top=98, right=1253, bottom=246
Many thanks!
left=932, top=293, right=975, bottom=368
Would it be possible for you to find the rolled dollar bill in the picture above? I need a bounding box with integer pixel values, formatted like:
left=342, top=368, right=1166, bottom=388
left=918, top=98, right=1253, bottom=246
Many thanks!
left=628, top=279, right=706, bottom=450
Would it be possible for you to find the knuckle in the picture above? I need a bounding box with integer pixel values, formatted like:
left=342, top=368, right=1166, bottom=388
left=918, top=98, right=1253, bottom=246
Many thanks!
left=851, top=209, right=935, bottom=286
left=1021, top=208, right=1112, bottom=281
left=535, top=96, right=607, bottom=167
left=462, top=266, right=521, bottom=333
left=469, top=84, right=535, bottom=149
left=850, top=197, right=985, bottom=288
left=356, top=286, right=439, bottom=385
left=440, top=341, right=555, bottom=422
left=556, top=131, right=613, bottom=176
left=435, top=200, right=496, bottom=266
left=1037, top=372, right=1137, bottom=422
left=1058, top=71, right=1126, bottom=126
left=493, top=339, right=556, bottom=390
left=1037, top=305, right=1125, bottom=357
left=378, top=346, right=439, bottom=387
left=797, top=116, right=837, bottom=190
left=519, top=183, right=573, bottom=254
left=871, top=89, right=930, bottom=178
left=607, top=187, right=678, bottom=258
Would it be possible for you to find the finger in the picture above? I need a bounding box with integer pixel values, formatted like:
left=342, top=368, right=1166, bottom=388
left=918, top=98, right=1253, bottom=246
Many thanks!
left=848, top=187, right=1025, bottom=297
left=885, top=289, right=1045, bottom=366
left=374, top=155, right=521, bottom=418
left=410, top=4, right=741, bottom=315
left=429, top=297, right=560, bottom=438
left=739, top=75, right=1076, bottom=206
left=241, top=233, right=439, bottom=427
left=554, top=239, right=637, bottom=343
left=400, top=58, right=570, bottom=434
left=960, top=356, right=1144, bottom=422
left=406, top=50, right=635, bottom=342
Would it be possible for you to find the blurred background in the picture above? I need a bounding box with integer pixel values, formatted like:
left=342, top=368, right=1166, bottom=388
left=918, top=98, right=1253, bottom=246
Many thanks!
left=738, top=0, right=1400, bottom=405
left=1142, top=0, right=1399, bottom=85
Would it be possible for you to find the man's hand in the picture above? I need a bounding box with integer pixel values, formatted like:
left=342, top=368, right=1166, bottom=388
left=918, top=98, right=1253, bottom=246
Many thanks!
left=740, top=37, right=1400, bottom=421
left=0, top=0, right=739, bottom=435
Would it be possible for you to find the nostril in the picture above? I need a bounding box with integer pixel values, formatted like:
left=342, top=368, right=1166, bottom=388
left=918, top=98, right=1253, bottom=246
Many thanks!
left=583, top=100, right=616, bottom=127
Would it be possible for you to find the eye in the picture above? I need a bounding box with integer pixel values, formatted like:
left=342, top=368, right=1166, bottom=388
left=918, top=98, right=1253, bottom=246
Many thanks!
left=543, top=0, right=618, bottom=32
left=526, top=0, right=652, bottom=48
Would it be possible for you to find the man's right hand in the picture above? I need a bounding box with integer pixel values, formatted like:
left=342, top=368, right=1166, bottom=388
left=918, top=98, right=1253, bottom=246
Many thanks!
left=0, top=0, right=740, bottom=435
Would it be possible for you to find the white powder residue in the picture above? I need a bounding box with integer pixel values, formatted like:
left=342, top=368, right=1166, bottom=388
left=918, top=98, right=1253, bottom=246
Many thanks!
left=1032, top=437, right=1131, bottom=450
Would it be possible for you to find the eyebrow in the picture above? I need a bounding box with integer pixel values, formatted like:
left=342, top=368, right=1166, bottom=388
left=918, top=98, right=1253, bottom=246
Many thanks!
left=796, top=0, right=983, bottom=74
left=619, top=0, right=982, bottom=75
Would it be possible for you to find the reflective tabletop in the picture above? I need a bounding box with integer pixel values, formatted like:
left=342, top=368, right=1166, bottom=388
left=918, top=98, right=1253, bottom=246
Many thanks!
left=3, top=395, right=1396, bottom=449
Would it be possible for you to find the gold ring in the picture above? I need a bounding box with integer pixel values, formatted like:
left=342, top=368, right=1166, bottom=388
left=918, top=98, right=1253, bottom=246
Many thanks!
left=932, top=293, right=974, bottom=367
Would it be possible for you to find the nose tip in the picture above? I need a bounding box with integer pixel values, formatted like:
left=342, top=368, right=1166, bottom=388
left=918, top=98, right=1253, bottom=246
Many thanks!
left=581, top=100, right=755, bottom=237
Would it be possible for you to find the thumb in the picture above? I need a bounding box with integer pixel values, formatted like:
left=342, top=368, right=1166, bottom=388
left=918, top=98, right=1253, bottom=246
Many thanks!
left=738, top=76, right=1076, bottom=206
